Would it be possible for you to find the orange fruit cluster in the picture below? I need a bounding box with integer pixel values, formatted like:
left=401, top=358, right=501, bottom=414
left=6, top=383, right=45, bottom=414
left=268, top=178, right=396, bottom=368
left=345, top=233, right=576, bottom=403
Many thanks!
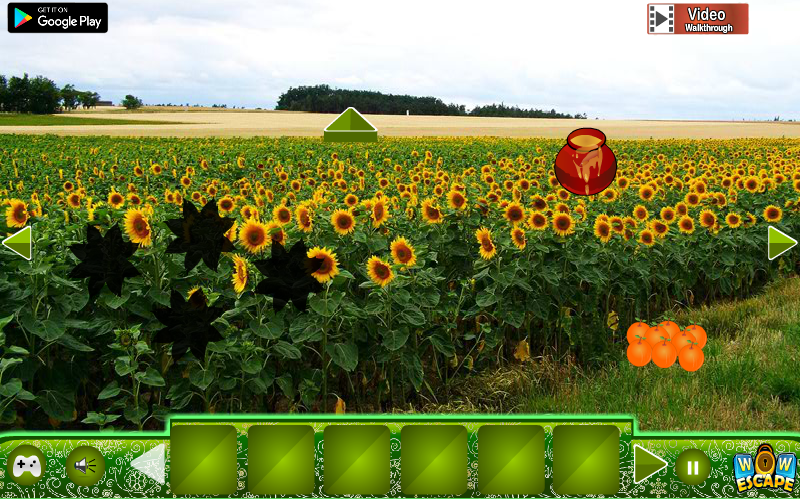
left=626, top=321, right=706, bottom=371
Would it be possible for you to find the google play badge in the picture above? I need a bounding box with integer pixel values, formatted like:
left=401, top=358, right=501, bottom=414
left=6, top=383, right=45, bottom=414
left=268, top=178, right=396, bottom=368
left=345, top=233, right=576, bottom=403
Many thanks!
left=14, top=8, right=33, bottom=28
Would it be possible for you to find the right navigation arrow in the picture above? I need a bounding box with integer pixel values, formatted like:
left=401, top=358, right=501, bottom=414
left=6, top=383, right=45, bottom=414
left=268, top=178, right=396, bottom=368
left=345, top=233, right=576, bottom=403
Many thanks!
left=634, top=444, right=668, bottom=483
left=130, top=443, right=165, bottom=485
left=768, top=226, right=797, bottom=261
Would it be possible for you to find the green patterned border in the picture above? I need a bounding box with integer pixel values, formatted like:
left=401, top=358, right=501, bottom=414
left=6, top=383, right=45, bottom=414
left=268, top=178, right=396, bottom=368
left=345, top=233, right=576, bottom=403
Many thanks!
left=1, top=414, right=799, bottom=498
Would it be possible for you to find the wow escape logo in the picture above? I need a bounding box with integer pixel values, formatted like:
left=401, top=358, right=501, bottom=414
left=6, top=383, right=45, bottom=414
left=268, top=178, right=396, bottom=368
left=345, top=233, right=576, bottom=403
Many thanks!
left=734, top=444, right=796, bottom=493
left=7, top=3, right=107, bottom=32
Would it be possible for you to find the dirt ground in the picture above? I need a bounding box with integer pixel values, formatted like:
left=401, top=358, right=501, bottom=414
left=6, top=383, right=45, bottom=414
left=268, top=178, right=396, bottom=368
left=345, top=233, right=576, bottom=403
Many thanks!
left=2, top=110, right=800, bottom=139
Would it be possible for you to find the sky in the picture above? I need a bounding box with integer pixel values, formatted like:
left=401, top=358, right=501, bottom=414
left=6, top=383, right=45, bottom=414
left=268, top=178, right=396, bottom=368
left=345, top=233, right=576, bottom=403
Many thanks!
left=2, top=0, right=798, bottom=120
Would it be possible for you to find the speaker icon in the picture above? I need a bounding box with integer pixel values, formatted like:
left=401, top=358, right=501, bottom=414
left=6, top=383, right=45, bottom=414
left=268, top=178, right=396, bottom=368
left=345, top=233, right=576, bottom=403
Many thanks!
left=73, top=457, right=97, bottom=474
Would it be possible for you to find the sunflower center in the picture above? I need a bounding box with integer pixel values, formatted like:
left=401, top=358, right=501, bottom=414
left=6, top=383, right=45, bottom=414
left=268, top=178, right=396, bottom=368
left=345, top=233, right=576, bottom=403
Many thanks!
left=249, top=230, right=263, bottom=244
left=317, top=257, right=331, bottom=273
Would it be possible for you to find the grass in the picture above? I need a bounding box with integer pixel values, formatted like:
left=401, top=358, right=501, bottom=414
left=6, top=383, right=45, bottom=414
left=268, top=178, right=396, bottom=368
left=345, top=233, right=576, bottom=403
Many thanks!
left=0, top=114, right=183, bottom=126
left=422, top=277, right=800, bottom=431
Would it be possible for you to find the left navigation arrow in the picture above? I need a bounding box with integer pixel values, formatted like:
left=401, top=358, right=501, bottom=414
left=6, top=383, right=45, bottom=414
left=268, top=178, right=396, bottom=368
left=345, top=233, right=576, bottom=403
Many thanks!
left=2, top=226, right=32, bottom=260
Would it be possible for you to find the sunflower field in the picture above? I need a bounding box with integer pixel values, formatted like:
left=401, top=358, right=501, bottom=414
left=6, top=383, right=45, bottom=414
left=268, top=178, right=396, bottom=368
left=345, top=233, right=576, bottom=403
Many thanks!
left=1, top=134, right=799, bottom=429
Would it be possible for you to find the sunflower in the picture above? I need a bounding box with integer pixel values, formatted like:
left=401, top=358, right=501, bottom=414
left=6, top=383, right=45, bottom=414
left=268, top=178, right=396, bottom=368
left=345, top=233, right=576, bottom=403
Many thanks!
left=675, top=202, right=689, bottom=216
left=344, top=194, right=359, bottom=207
left=273, top=204, right=292, bottom=225
left=651, top=220, right=669, bottom=239
left=638, top=185, right=655, bottom=202
left=744, top=212, right=757, bottom=227
left=239, top=219, right=269, bottom=254
left=699, top=209, right=717, bottom=228
left=725, top=212, right=742, bottom=228
left=5, top=199, right=29, bottom=228
left=447, top=190, right=467, bottom=210
left=241, top=205, right=259, bottom=220
left=528, top=212, right=548, bottom=230
left=511, top=227, right=527, bottom=250
left=531, top=195, right=547, bottom=211
left=371, top=199, right=390, bottom=228
left=678, top=215, right=695, bottom=234
left=123, top=208, right=152, bottom=247
left=231, top=254, right=249, bottom=294
left=744, top=176, right=760, bottom=193
left=63, top=181, right=74, bottom=192
left=633, top=205, right=649, bottom=221
left=367, top=256, right=394, bottom=287
left=218, top=196, right=235, bottom=214
left=307, top=247, right=339, bottom=283
left=475, top=227, right=496, bottom=260
left=594, top=218, right=613, bottom=243
left=187, top=287, right=203, bottom=300
left=660, top=206, right=676, bottom=224
left=504, top=202, right=525, bottom=224
left=180, top=175, right=192, bottom=188
left=574, top=204, right=587, bottom=220
left=265, top=221, right=286, bottom=246
left=601, top=188, right=618, bottom=203
left=638, top=229, right=655, bottom=246
left=552, top=213, right=575, bottom=237
left=151, top=163, right=163, bottom=175
left=67, top=192, right=82, bottom=209
left=108, top=191, right=125, bottom=209
left=295, top=204, right=313, bottom=232
left=390, top=237, right=417, bottom=267
left=225, top=220, right=238, bottom=243
left=331, top=209, right=356, bottom=235
left=421, top=198, right=443, bottom=224
left=685, top=192, right=701, bottom=207
left=763, top=205, right=782, bottom=222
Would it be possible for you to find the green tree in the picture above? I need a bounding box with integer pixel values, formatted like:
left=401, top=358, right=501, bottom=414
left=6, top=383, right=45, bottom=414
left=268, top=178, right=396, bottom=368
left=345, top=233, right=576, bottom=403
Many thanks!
left=60, top=84, right=80, bottom=111
left=121, top=94, right=143, bottom=110
left=79, top=91, right=100, bottom=109
left=0, top=76, right=8, bottom=112
left=7, top=74, right=31, bottom=113
left=29, top=76, right=61, bottom=114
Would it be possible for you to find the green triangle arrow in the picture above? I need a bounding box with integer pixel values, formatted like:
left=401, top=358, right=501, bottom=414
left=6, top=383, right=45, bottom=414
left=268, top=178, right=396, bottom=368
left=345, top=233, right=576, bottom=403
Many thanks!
left=2, top=226, right=32, bottom=261
left=324, top=107, right=378, bottom=142
left=634, top=444, right=667, bottom=483
left=768, top=226, right=797, bottom=261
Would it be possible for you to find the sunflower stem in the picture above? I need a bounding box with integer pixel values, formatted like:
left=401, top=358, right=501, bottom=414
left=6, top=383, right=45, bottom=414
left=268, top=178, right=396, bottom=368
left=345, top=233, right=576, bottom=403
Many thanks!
left=322, top=283, right=329, bottom=411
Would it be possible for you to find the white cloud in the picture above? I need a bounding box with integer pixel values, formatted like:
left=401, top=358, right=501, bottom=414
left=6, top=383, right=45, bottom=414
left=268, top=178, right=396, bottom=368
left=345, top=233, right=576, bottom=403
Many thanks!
left=1, top=0, right=797, bottom=119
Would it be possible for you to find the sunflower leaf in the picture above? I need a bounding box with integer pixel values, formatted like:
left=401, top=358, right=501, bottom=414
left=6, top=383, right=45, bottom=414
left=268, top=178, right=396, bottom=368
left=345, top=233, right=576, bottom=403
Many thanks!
left=402, top=351, right=424, bottom=392
left=326, top=342, right=358, bottom=372
left=382, top=328, right=409, bottom=351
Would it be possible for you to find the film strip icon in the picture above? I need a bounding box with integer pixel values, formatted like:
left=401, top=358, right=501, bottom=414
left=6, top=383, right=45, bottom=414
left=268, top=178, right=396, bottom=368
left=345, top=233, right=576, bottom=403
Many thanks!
left=649, top=4, right=674, bottom=33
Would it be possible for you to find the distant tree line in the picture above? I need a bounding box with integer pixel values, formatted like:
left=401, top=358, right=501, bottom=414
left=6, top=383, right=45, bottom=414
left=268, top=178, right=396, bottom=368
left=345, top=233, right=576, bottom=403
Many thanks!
left=471, top=103, right=587, bottom=119
left=0, top=73, right=101, bottom=114
left=275, top=84, right=586, bottom=119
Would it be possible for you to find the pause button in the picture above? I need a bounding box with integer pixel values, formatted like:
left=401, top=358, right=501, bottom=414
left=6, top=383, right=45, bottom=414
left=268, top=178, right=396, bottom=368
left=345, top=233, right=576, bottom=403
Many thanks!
left=676, top=449, right=711, bottom=486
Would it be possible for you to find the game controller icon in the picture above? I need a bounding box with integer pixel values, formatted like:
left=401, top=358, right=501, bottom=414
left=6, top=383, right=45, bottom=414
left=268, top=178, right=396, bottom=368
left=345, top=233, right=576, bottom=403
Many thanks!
left=12, top=455, right=42, bottom=478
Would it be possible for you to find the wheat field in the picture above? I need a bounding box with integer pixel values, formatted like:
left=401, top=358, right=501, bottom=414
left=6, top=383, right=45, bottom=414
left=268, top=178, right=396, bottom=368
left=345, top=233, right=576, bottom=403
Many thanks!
left=1, top=110, right=799, bottom=138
